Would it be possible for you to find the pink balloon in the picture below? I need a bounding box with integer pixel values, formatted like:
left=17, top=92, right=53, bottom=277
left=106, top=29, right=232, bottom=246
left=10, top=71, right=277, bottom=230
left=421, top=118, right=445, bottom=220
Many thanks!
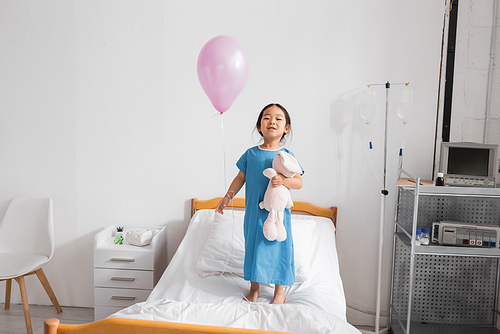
left=197, top=35, right=250, bottom=114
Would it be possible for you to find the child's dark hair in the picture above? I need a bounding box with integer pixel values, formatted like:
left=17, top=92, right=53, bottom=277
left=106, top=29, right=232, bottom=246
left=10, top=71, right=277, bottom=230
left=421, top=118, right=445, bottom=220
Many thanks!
left=256, top=103, right=291, bottom=143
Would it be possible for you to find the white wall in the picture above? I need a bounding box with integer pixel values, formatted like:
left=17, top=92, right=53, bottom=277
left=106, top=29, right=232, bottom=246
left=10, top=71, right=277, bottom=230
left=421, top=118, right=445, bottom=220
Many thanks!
left=0, top=0, right=446, bottom=327
left=451, top=0, right=500, bottom=149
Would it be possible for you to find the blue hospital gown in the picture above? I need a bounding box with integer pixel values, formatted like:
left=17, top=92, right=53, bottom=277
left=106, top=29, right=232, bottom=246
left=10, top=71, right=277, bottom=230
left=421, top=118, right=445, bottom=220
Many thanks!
left=236, top=146, right=303, bottom=286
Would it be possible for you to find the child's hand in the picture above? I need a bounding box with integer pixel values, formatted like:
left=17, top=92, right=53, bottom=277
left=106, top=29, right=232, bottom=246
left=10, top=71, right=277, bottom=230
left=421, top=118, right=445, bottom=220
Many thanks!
left=215, top=195, right=230, bottom=214
left=271, top=174, right=285, bottom=188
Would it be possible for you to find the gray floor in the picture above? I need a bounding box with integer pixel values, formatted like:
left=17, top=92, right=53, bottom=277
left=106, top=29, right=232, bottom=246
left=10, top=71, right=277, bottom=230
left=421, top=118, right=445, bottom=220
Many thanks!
left=0, top=303, right=93, bottom=334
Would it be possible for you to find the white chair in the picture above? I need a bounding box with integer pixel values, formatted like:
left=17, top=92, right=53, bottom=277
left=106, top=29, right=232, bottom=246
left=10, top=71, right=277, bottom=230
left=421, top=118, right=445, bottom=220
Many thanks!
left=0, top=197, right=62, bottom=334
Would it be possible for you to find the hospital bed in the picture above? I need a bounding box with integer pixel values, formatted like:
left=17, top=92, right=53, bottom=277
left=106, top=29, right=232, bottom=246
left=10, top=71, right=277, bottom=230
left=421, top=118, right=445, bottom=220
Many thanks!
left=44, top=198, right=360, bottom=334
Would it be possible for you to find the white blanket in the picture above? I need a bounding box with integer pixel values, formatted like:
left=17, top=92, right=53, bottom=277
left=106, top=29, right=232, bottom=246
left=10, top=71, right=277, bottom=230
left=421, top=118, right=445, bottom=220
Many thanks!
left=113, top=299, right=360, bottom=334
left=110, top=209, right=361, bottom=334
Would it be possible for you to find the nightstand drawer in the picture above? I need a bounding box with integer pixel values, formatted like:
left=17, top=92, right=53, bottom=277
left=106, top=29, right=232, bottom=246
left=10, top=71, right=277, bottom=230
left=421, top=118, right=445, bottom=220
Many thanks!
left=94, top=268, right=154, bottom=289
left=93, top=225, right=167, bottom=321
left=94, top=287, right=151, bottom=308
left=94, top=249, right=154, bottom=270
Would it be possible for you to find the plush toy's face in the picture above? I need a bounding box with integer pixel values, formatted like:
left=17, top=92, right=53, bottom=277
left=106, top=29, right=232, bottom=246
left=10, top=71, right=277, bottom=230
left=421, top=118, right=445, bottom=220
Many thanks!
left=272, top=151, right=301, bottom=178
left=273, top=157, right=295, bottom=178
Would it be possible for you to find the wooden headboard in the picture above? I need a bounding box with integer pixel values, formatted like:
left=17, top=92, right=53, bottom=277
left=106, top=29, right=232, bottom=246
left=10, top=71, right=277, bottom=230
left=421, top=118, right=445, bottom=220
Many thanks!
left=191, top=197, right=337, bottom=228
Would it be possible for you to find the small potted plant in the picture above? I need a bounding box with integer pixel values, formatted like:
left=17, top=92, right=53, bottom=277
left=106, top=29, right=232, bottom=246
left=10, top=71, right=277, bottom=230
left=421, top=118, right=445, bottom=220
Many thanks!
left=114, top=226, right=125, bottom=245
left=116, top=226, right=124, bottom=236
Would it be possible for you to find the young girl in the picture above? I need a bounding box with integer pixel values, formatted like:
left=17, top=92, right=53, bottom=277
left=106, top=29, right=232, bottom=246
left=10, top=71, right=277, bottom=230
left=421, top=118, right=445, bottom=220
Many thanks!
left=215, top=103, right=303, bottom=305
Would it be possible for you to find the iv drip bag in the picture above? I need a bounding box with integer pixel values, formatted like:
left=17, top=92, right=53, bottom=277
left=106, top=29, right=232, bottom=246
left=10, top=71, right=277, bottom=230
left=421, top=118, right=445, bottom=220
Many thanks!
left=360, top=90, right=376, bottom=124
left=397, top=88, right=413, bottom=123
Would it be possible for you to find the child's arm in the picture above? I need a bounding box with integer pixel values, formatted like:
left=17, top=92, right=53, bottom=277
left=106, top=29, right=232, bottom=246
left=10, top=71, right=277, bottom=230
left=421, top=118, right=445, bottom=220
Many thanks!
left=215, top=171, right=246, bottom=214
left=271, top=173, right=303, bottom=190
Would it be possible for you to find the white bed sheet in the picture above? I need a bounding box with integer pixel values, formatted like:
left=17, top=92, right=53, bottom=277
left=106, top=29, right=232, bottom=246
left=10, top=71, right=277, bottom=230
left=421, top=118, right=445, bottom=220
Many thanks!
left=111, top=209, right=360, bottom=334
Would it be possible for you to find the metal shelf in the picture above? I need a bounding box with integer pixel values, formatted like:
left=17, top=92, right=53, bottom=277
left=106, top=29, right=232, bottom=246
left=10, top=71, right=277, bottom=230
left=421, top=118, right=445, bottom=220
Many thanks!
left=390, top=178, right=500, bottom=334
left=395, top=232, right=500, bottom=257
left=400, top=183, right=500, bottom=197
left=390, top=321, right=500, bottom=334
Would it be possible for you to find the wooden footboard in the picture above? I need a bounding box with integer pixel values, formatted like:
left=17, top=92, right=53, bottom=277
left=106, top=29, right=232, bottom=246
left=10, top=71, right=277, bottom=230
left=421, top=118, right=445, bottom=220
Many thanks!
left=44, top=317, right=295, bottom=334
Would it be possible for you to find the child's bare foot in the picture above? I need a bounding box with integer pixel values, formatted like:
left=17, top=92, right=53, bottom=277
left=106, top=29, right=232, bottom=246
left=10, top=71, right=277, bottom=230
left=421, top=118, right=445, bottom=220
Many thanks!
left=271, top=292, right=286, bottom=304
left=245, top=289, right=260, bottom=302
left=245, top=281, right=260, bottom=302
left=271, top=284, right=286, bottom=304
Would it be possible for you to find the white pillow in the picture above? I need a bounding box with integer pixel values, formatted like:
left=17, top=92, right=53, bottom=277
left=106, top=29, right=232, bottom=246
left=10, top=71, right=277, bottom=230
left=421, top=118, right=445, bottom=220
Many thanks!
left=292, top=215, right=316, bottom=282
left=196, top=210, right=246, bottom=279
left=195, top=211, right=316, bottom=283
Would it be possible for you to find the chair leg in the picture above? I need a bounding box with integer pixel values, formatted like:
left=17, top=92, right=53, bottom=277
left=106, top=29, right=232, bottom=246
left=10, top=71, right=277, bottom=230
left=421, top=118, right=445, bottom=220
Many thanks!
left=35, top=268, right=63, bottom=313
left=14, top=276, right=33, bottom=334
left=5, top=279, right=12, bottom=309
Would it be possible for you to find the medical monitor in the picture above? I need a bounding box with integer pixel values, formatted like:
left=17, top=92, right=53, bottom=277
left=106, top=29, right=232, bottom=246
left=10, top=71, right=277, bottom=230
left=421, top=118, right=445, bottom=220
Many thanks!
left=440, top=142, right=498, bottom=187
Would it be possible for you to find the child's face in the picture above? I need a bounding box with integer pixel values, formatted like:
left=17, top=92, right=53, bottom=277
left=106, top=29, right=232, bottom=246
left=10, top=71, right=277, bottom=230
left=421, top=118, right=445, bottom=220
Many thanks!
left=258, top=106, right=290, bottom=142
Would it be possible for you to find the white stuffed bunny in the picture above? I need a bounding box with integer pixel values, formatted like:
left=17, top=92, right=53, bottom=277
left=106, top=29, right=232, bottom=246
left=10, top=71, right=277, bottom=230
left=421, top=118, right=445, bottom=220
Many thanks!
left=259, top=151, right=302, bottom=242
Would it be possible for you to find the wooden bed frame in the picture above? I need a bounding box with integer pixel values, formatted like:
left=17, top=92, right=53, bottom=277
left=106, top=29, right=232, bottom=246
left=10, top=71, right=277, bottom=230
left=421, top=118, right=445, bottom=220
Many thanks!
left=191, top=197, right=337, bottom=228
left=44, top=198, right=338, bottom=334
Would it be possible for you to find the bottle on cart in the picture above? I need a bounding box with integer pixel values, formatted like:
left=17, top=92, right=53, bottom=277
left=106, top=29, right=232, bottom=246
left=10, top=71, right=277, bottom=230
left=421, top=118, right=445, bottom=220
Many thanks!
left=420, top=227, right=430, bottom=245
left=435, top=173, right=445, bottom=186
left=415, top=228, right=421, bottom=246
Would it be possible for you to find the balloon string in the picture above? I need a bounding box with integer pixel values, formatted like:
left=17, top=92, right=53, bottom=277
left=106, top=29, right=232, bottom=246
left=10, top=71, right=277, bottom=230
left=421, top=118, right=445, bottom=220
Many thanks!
left=219, top=115, right=240, bottom=300
left=221, top=113, right=227, bottom=192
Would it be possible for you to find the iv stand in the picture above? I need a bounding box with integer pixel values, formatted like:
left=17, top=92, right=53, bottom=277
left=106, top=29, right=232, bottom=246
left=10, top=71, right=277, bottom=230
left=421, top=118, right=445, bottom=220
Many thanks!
left=367, top=80, right=409, bottom=334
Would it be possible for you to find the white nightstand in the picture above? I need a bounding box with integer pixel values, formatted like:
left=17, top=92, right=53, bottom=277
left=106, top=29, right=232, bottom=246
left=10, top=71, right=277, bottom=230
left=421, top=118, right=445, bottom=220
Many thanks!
left=93, top=225, right=167, bottom=321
